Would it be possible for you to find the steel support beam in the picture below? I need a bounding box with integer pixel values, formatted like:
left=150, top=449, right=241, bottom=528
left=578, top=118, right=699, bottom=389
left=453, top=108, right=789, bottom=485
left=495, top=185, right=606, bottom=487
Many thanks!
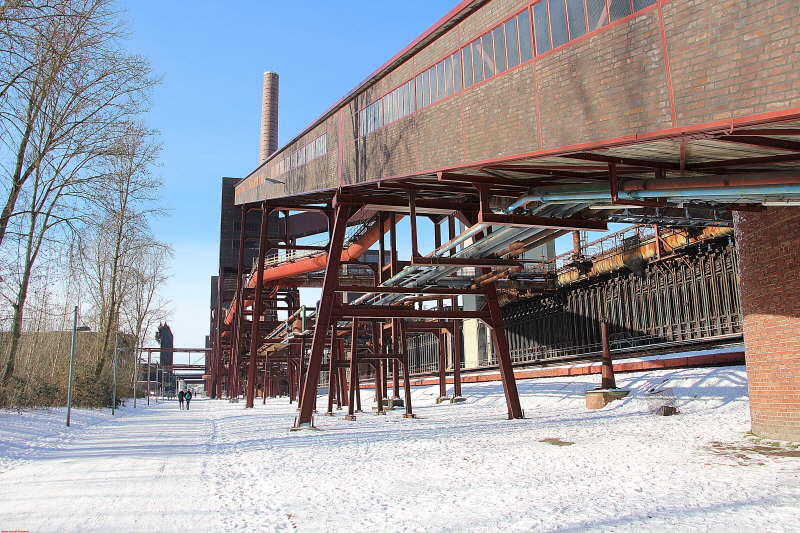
left=293, top=202, right=351, bottom=428
left=483, top=277, right=524, bottom=419
left=246, top=204, right=271, bottom=408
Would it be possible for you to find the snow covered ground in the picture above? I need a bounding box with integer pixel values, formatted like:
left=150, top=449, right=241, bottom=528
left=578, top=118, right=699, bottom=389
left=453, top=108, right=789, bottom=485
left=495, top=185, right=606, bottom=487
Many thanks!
left=1, top=365, right=799, bottom=533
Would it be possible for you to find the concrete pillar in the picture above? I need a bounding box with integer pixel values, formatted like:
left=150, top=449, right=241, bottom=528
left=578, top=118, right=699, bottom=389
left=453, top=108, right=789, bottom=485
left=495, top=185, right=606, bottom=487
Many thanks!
left=735, top=206, right=800, bottom=441
left=260, top=71, right=279, bottom=163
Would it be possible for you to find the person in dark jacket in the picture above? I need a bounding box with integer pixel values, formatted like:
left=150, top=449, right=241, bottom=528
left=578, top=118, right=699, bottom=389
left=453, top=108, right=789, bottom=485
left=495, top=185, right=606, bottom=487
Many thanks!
left=178, top=390, right=186, bottom=410
left=185, top=389, right=193, bottom=410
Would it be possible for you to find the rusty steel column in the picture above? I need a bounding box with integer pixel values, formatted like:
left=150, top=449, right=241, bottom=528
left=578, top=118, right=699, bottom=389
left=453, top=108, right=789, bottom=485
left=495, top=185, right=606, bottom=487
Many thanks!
left=326, top=327, right=337, bottom=416
left=400, top=318, right=415, bottom=418
left=452, top=318, right=463, bottom=399
left=374, top=361, right=386, bottom=415
left=230, top=206, right=249, bottom=399
left=338, top=337, right=349, bottom=407
left=259, top=71, right=279, bottom=163
left=437, top=330, right=448, bottom=401
left=293, top=203, right=351, bottom=428
left=600, top=321, right=617, bottom=390
left=246, top=203, right=271, bottom=408
left=448, top=216, right=463, bottom=400
left=346, top=318, right=360, bottom=419
left=484, top=278, right=524, bottom=419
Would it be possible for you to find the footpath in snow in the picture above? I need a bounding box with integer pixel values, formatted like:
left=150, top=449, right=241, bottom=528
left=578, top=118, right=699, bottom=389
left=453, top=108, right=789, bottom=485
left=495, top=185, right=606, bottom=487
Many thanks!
left=1, top=365, right=799, bottom=533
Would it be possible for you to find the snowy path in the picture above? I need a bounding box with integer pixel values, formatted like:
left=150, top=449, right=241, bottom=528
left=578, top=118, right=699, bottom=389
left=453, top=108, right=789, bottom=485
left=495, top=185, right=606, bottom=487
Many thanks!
left=1, top=366, right=799, bottom=532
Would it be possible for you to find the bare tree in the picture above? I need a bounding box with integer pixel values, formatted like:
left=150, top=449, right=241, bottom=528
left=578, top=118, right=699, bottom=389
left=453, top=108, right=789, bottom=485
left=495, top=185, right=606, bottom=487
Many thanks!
left=0, top=142, right=98, bottom=385
left=78, top=121, right=165, bottom=378
left=0, top=0, right=158, bottom=248
left=0, top=0, right=164, bottom=395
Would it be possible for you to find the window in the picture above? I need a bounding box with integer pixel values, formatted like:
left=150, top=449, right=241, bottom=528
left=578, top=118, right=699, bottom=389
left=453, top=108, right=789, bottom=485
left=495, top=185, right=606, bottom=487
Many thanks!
left=533, top=2, right=550, bottom=54
left=436, top=62, right=445, bottom=101
left=531, top=0, right=656, bottom=55
left=269, top=133, right=327, bottom=179
left=443, top=56, right=453, bottom=97
left=608, top=0, right=631, bottom=22
left=452, top=50, right=462, bottom=93
left=586, top=0, right=608, bottom=32
left=471, top=40, right=484, bottom=84
left=548, top=0, right=569, bottom=49
left=566, top=0, right=587, bottom=40
left=505, top=17, right=520, bottom=68
left=481, top=33, right=495, bottom=78
left=461, top=9, right=534, bottom=89
left=462, top=44, right=473, bottom=87
left=492, top=26, right=507, bottom=73
left=518, top=10, right=533, bottom=62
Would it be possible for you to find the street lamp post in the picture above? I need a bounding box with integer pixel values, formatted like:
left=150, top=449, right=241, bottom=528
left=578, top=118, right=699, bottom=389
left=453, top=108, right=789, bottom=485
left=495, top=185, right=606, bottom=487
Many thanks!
left=66, top=306, right=78, bottom=427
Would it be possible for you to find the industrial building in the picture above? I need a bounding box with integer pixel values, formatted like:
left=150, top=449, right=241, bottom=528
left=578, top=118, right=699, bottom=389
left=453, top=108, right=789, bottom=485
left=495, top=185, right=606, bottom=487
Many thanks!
left=211, top=0, right=800, bottom=440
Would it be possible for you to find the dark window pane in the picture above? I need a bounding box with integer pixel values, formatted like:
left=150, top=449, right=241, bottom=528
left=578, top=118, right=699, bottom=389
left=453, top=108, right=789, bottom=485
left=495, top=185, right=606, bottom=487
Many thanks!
left=533, top=1, right=551, bottom=55
left=436, top=62, right=445, bottom=101
left=462, top=45, right=473, bottom=88
left=493, top=26, right=507, bottom=73
left=518, top=10, right=533, bottom=61
left=549, top=0, right=568, bottom=48
left=422, top=70, right=430, bottom=107
left=471, top=40, right=484, bottom=83
left=481, top=33, right=495, bottom=78
left=586, top=0, right=608, bottom=32
left=443, top=57, right=453, bottom=97
left=452, top=51, right=462, bottom=92
left=429, top=66, right=437, bottom=103
left=566, top=0, right=587, bottom=40
left=415, top=74, right=423, bottom=110
left=633, top=0, right=655, bottom=10
left=609, top=0, right=631, bottom=21
left=505, top=17, right=520, bottom=68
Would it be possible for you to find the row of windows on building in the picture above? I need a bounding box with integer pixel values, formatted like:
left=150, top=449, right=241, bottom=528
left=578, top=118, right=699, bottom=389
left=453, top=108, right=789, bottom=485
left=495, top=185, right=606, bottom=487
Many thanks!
left=268, top=133, right=327, bottom=181
left=357, top=0, right=655, bottom=137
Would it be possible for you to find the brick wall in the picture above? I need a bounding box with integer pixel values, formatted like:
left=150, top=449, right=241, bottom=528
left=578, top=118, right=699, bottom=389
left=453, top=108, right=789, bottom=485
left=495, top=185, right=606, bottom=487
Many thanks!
left=665, top=0, right=800, bottom=125
left=537, top=9, right=671, bottom=149
left=735, top=206, right=800, bottom=441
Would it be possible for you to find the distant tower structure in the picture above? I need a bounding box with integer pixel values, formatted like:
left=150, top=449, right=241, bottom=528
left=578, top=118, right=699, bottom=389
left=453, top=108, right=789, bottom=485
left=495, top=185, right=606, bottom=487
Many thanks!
left=156, top=323, right=174, bottom=367
left=259, top=71, right=279, bottom=162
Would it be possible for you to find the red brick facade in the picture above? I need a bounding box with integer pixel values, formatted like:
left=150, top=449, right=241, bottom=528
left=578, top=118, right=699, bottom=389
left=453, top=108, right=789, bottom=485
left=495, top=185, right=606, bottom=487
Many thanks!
left=735, top=207, right=800, bottom=441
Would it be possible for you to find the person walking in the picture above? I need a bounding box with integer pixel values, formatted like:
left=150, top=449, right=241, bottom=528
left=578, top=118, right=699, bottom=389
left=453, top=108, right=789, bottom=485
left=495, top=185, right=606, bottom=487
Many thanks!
left=178, top=390, right=185, bottom=410
left=185, top=389, right=193, bottom=410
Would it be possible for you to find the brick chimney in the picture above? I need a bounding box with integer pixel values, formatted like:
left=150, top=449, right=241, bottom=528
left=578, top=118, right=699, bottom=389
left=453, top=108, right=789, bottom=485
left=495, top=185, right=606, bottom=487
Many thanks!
left=259, top=71, right=279, bottom=162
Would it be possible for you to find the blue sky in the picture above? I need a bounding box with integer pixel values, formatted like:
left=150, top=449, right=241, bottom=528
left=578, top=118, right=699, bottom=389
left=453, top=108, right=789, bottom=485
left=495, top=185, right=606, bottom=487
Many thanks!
left=118, top=1, right=459, bottom=353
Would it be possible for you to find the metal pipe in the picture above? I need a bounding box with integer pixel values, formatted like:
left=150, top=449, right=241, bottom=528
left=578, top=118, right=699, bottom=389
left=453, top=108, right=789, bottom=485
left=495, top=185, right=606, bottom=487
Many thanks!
left=513, top=182, right=800, bottom=205
left=225, top=214, right=403, bottom=325
left=623, top=171, right=800, bottom=191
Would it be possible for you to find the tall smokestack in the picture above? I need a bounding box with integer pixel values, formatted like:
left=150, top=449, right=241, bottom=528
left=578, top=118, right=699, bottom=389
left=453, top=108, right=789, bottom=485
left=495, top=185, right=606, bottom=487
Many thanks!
left=260, top=71, right=279, bottom=163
